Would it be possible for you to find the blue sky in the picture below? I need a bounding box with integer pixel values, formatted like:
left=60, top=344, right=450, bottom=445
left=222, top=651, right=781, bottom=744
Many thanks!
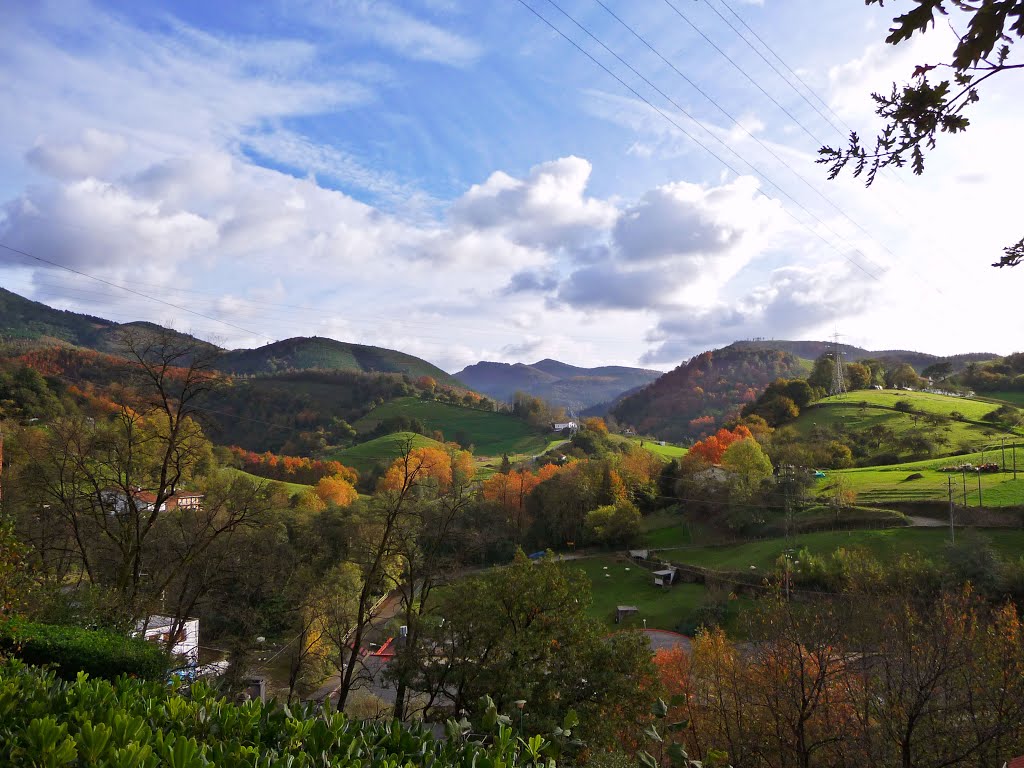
left=1, top=0, right=1021, bottom=371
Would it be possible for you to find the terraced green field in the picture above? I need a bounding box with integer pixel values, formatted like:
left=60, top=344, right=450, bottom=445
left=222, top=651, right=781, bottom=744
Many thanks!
left=817, top=390, right=1002, bottom=420
left=354, top=397, right=548, bottom=457
left=668, top=528, right=1024, bottom=572
left=822, top=446, right=1024, bottom=507
left=321, top=432, right=448, bottom=472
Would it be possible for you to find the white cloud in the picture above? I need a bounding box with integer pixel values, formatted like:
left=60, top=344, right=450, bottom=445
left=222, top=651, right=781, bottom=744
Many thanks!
left=299, top=0, right=481, bottom=66
left=449, top=156, right=617, bottom=250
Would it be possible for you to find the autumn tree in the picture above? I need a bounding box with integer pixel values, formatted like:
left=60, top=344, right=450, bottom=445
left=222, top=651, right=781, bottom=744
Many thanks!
left=315, top=473, right=358, bottom=507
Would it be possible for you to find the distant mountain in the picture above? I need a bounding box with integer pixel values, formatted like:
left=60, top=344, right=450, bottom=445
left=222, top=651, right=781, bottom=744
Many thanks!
left=216, top=336, right=460, bottom=386
left=611, top=344, right=808, bottom=443
left=454, top=358, right=662, bottom=411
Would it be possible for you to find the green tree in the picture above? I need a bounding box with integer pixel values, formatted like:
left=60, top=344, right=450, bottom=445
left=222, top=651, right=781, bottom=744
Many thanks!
left=808, top=355, right=836, bottom=391
left=721, top=438, right=774, bottom=503
left=819, top=0, right=1024, bottom=267
left=408, top=552, right=656, bottom=747
left=584, top=500, right=641, bottom=546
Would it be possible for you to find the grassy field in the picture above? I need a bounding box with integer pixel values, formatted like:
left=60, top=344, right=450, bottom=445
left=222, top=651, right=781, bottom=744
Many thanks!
left=568, top=556, right=705, bottom=630
left=988, top=391, right=1024, bottom=407
left=321, top=431, right=447, bottom=472
left=224, top=468, right=312, bottom=496
left=816, top=390, right=1003, bottom=420
left=822, top=446, right=1024, bottom=507
left=354, top=397, right=548, bottom=457
left=668, top=528, right=1024, bottom=572
left=637, top=508, right=694, bottom=549
left=630, top=437, right=688, bottom=460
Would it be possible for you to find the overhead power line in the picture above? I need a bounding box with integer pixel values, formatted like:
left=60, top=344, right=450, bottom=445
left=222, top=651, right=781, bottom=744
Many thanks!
left=698, top=0, right=848, bottom=141
left=714, top=0, right=853, bottom=138
left=580, top=0, right=903, bottom=285
left=515, top=0, right=883, bottom=282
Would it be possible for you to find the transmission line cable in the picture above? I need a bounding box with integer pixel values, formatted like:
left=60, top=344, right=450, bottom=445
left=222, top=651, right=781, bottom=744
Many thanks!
left=657, top=0, right=827, bottom=147
left=698, top=0, right=848, bottom=140
left=715, top=0, right=853, bottom=137
left=584, top=0, right=903, bottom=283
left=515, top=0, right=884, bottom=281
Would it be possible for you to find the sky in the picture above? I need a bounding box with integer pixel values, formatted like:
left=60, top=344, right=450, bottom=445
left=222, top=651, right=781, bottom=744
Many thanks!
left=0, top=0, right=1021, bottom=373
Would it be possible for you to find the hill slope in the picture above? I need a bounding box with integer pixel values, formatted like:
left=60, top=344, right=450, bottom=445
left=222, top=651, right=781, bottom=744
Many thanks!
left=611, top=344, right=808, bottom=442
left=353, top=397, right=548, bottom=456
left=216, top=336, right=460, bottom=385
left=455, top=358, right=661, bottom=410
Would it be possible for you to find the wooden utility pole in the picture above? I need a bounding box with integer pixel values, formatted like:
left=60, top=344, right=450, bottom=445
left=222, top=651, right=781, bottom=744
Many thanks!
left=977, top=470, right=983, bottom=510
left=1001, top=438, right=1006, bottom=470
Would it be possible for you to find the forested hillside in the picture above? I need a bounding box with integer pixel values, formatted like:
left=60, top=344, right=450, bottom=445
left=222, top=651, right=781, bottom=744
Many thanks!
left=612, top=344, right=807, bottom=442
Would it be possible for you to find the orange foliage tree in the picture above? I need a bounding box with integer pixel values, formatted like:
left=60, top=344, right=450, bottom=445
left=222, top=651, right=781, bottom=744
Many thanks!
left=315, top=474, right=359, bottom=507
left=377, top=446, right=473, bottom=493
left=684, top=425, right=753, bottom=466
left=228, top=446, right=358, bottom=486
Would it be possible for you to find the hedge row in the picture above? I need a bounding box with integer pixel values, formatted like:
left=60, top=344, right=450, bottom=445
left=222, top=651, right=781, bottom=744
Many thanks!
left=0, top=619, right=169, bottom=681
left=0, top=660, right=556, bottom=768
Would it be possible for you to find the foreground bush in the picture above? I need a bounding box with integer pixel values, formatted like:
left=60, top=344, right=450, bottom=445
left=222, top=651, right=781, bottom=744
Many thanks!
left=0, top=660, right=558, bottom=768
left=0, top=619, right=169, bottom=681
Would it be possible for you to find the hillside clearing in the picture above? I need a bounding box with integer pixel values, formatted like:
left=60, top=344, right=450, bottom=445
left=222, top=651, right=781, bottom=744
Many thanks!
left=321, top=432, right=447, bottom=473
left=353, top=397, right=548, bottom=457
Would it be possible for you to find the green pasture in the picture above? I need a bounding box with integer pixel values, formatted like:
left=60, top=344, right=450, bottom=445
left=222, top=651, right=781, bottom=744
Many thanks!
left=354, top=397, right=548, bottom=457
left=816, top=389, right=1001, bottom=421
left=988, top=391, right=1024, bottom=407
left=823, top=446, right=1024, bottom=507
left=630, top=437, right=688, bottom=460
left=321, top=432, right=447, bottom=473
left=668, top=528, right=1024, bottom=573
left=568, top=556, right=705, bottom=630
left=224, top=468, right=312, bottom=496
left=638, top=508, right=694, bottom=549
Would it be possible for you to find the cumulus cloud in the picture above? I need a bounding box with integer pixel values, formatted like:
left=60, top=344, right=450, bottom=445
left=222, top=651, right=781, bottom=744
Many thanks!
left=449, top=156, right=617, bottom=250
left=640, top=262, right=874, bottom=364
left=26, top=129, right=128, bottom=181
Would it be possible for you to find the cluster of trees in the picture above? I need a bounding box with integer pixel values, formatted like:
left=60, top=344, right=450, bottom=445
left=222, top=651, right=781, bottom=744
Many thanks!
left=225, top=445, right=358, bottom=486
left=954, top=353, right=1024, bottom=392
left=657, top=587, right=1024, bottom=767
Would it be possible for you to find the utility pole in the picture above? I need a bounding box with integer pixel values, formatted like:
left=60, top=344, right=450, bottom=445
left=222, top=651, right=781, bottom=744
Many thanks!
left=948, top=476, right=955, bottom=543
left=1001, top=438, right=1006, bottom=471
left=1014, top=442, right=1018, bottom=481
left=962, top=468, right=968, bottom=507
left=977, top=470, right=983, bottom=510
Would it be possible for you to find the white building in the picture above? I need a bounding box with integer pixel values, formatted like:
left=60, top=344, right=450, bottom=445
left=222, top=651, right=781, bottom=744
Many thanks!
left=136, top=615, right=200, bottom=667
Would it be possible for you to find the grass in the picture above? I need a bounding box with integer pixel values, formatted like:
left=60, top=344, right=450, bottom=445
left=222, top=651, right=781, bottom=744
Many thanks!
left=629, top=437, right=688, bottom=460
left=668, top=528, right=1024, bottom=572
left=822, top=446, right=1024, bottom=507
left=988, top=391, right=1024, bottom=407
left=321, top=432, right=447, bottom=473
left=568, top=556, right=705, bottom=631
left=353, top=397, right=548, bottom=458
left=225, top=468, right=312, bottom=496
left=817, top=390, right=1000, bottom=420
left=638, top=508, right=694, bottom=549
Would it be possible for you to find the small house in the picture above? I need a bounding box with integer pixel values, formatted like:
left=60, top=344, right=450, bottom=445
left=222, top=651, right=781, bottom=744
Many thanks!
left=136, top=615, right=200, bottom=667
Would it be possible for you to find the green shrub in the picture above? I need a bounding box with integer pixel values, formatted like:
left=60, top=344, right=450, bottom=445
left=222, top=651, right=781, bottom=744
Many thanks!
left=0, top=619, right=169, bottom=681
left=0, top=660, right=561, bottom=768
